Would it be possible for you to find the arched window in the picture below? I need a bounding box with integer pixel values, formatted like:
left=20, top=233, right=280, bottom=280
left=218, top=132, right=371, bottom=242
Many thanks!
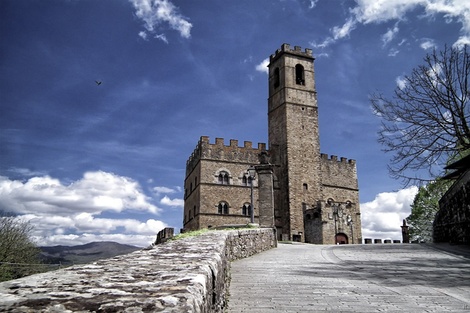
left=295, top=64, right=305, bottom=85
left=218, top=201, right=229, bottom=214
left=274, top=67, right=280, bottom=88
left=218, top=171, right=229, bottom=184
left=242, top=174, right=253, bottom=186
left=242, top=203, right=252, bottom=216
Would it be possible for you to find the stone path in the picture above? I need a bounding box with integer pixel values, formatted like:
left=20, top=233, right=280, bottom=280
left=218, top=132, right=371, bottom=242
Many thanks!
left=228, top=243, right=470, bottom=312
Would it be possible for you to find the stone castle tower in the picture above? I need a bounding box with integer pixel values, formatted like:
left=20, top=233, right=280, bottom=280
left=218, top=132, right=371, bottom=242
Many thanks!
left=183, top=44, right=362, bottom=244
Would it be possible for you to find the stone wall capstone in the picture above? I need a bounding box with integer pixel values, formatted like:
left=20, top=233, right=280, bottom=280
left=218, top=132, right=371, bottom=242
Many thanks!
left=0, top=228, right=276, bottom=313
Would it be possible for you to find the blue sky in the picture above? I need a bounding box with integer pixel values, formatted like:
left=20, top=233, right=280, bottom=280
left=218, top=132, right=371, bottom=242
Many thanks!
left=1, top=0, right=468, bottom=247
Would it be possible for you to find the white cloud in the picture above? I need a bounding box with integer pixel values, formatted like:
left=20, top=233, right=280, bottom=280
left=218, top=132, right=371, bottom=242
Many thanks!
left=155, top=33, right=168, bottom=43
left=396, top=76, right=407, bottom=89
left=129, top=0, right=192, bottom=41
left=420, top=38, right=437, bottom=50
left=255, top=58, right=269, bottom=74
left=0, top=171, right=159, bottom=215
left=138, top=30, right=148, bottom=40
left=308, top=0, right=319, bottom=9
left=453, top=35, right=470, bottom=49
left=13, top=212, right=167, bottom=247
left=160, top=195, right=184, bottom=207
left=381, top=24, right=399, bottom=47
left=360, top=186, right=418, bottom=240
left=0, top=172, right=167, bottom=247
left=317, top=0, right=470, bottom=48
left=332, top=17, right=357, bottom=40
left=388, top=48, right=400, bottom=56
left=153, top=186, right=177, bottom=195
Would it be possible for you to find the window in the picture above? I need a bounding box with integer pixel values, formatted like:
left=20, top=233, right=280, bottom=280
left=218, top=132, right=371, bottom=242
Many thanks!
left=195, top=176, right=198, bottom=186
left=295, top=64, right=305, bottom=85
left=218, top=171, right=229, bottom=184
left=242, top=174, right=253, bottom=186
left=190, top=182, right=193, bottom=192
left=193, top=205, right=197, bottom=215
left=303, top=183, right=308, bottom=191
left=274, top=67, right=280, bottom=88
left=218, top=201, right=229, bottom=214
left=242, top=203, right=252, bottom=216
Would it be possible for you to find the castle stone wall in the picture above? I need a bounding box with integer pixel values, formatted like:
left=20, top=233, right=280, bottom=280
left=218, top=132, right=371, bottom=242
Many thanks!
left=184, top=137, right=265, bottom=231
left=434, top=170, right=470, bottom=244
left=320, top=154, right=358, bottom=192
left=0, top=229, right=277, bottom=313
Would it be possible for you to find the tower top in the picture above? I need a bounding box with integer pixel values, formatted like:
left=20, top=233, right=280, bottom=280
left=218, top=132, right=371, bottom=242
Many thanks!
left=269, top=43, right=314, bottom=64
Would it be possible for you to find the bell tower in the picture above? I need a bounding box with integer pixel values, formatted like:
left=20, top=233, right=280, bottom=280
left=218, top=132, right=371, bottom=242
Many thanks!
left=268, top=44, right=321, bottom=242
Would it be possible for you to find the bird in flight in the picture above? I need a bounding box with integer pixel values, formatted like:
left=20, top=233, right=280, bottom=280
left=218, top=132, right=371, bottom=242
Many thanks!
left=95, top=80, right=102, bottom=86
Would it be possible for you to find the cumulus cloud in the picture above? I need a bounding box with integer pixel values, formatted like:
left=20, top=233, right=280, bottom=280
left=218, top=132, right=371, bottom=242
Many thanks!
left=312, top=0, right=470, bottom=49
left=360, top=186, right=418, bottom=240
left=0, top=171, right=159, bottom=215
left=255, top=58, right=269, bottom=74
left=129, top=0, right=192, bottom=42
left=0, top=171, right=166, bottom=246
left=160, top=195, right=184, bottom=207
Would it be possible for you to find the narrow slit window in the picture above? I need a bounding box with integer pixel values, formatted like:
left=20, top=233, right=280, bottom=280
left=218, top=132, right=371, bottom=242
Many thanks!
left=295, top=64, right=305, bottom=85
left=274, top=67, right=280, bottom=88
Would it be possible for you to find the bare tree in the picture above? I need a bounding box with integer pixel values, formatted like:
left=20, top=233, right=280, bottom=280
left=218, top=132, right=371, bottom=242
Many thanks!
left=0, top=214, right=42, bottom=281
left=371, top=45, right=470, bottom=184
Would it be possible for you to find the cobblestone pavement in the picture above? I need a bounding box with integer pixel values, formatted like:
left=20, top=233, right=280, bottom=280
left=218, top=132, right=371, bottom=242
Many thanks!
left=228, top=243, right=470, bottom=313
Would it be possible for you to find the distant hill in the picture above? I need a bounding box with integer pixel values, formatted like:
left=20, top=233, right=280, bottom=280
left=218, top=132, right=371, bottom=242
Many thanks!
left=39, top=241, right=141, bottom=265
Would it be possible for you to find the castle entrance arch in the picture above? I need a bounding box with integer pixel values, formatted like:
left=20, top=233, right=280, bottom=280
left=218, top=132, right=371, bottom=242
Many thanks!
left=335, top=233, right=348, bottom=244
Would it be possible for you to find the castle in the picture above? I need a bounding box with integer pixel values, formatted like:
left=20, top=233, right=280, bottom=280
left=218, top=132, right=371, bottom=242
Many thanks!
left=183, top=44, right=362, bottom=244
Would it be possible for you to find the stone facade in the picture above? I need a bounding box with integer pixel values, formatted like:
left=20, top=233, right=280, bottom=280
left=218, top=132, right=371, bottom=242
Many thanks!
left=184, top=44, right=362, bottom=244
left=0, top=228, right=277, bottom=313
left=184, top=137, right=265, bottom=230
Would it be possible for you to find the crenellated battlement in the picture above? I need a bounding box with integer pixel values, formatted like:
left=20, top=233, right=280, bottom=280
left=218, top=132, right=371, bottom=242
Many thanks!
left=270, top=43, right=313, bottom=63
left=186, top=136, right=267, bottom=175
left=321, top=153, right=356, bottom=165
left=320, top=153, right=358, bottom=191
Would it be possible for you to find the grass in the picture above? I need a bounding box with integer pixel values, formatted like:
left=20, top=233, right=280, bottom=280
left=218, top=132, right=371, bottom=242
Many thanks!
left=169, top=224, right=260, bottom=241
left=169, top=229, right=211, bottom=241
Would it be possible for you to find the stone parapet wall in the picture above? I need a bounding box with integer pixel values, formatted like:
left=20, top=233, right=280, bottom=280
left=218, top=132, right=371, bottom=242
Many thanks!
left=0, top=228, right=277, bottom=313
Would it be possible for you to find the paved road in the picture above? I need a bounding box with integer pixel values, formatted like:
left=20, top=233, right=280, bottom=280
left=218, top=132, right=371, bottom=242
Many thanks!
left=228, top=243, right=470, bottom=313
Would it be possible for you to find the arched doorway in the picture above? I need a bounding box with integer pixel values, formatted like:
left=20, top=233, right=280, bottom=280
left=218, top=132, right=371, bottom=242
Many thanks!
left=335, top=233, right=348, bottom=244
